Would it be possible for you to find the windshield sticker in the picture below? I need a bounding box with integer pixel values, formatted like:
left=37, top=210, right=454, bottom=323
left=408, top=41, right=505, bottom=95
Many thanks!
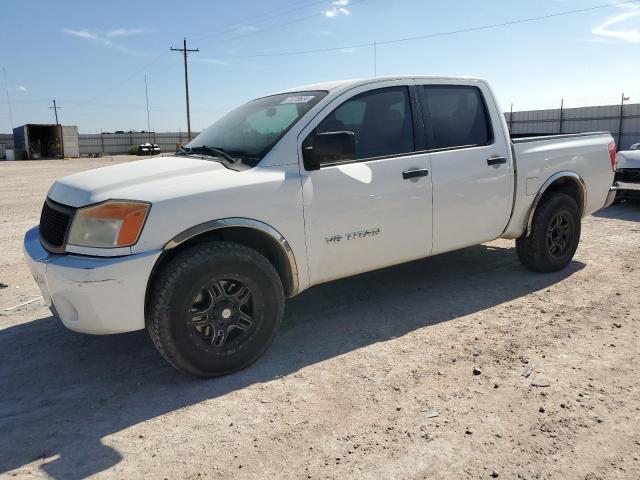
left=280, top=95, right=315, bottom=104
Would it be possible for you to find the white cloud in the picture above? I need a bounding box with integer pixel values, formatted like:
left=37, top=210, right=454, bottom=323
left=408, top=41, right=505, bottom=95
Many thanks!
left=581, top=37, right=608, bottom=44
left=234, top=25, right=258, bottom=34
left=62, top=28, right=97, bottom=40
left=7, top=85, right=27, bottom=92
left=323, top=0, right=351, bottom=18
left=106, top=28, right=147, bottom=38
left=61, top=28, right=147, bottom=55
left=592, top=4, right=640, bottom=43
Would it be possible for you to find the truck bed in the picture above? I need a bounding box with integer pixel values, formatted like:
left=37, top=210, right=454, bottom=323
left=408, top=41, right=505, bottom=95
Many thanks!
left=501, top=131, right=615, bottom=239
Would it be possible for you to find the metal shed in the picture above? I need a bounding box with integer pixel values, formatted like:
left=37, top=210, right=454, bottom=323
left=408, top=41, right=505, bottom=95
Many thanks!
left=12, top=124, right=79, bottom=159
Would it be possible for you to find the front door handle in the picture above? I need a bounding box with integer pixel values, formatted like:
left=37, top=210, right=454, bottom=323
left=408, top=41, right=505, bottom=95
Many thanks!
left=487, top=156, right=508, bottom=166
left=402, top=168, right=429, bottom=179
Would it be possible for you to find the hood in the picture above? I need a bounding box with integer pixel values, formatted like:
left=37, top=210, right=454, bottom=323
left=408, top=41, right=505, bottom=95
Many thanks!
left=617, top=150, right=640, bottom=170
left=47, top=156, right=239, bottom=207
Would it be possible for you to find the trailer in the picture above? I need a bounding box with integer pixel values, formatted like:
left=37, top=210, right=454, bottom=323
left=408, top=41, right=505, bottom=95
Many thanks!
left=12, top=124, right=79, bottom=159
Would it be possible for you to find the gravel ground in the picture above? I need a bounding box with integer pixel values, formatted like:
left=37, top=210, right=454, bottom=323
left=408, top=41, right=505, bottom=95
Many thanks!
left=1, top=158, right=639, bottom=480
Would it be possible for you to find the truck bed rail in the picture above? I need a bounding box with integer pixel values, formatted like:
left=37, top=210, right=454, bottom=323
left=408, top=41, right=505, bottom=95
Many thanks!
left=511, top=132, right=610, bottom=144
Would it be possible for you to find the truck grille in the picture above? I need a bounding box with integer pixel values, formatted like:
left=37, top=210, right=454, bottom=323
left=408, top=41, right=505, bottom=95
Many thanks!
left=618, top=169, right=640, bottom=183
left=40, top=199, right=76, bottom=253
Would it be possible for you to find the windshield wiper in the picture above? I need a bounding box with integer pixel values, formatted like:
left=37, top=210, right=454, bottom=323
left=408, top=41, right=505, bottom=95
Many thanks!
left=178, top=145, right=237, bottom=163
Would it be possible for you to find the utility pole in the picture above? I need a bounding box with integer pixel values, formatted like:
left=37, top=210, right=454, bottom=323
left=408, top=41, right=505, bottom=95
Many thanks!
left=508, top=103, right=514, bottom=132
left=559, top=98, right=564, bottom=134
left=171, top=38, right=199, bottom=141
left=144, top=75, right=151, bottom=142
left=49, top=99, right=61, bottom=125
left=618, top=92, right=629, bottom=149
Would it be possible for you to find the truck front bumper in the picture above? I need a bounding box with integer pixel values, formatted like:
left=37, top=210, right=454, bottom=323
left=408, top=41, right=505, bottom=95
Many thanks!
left=614, top=169, right=640, bottom=200
left=23, top=226, right=162, bottom=334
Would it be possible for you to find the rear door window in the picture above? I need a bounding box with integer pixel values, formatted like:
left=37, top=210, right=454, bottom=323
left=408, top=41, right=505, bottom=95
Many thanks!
left=421, top=86, right=493, bottom=150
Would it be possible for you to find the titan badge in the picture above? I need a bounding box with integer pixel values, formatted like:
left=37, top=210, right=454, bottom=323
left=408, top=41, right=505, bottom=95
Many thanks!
left=325, top=227, right=381, bottom=244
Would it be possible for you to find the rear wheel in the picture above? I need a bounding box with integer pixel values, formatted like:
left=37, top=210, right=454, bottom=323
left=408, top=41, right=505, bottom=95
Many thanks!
left=146, top=241, right=284, bottom=377
left=516, top=192, right=581, bottom=273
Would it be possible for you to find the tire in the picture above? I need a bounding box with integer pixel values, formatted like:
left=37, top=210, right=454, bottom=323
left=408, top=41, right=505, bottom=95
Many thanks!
left=516, top=192, right=581, bottom=273
left=146, top=241, right=284, bottom=377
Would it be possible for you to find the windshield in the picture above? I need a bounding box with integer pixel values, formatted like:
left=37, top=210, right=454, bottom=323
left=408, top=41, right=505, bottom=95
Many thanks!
left=187, top=90, right=327, bottom=166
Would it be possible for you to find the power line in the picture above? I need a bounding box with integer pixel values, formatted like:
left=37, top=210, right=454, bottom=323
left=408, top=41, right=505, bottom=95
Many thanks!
left=72, top=51, right=170, bottom=109
left=213, top=0, right=640, bottom=58
left=37, top=0, right=640, bottom=123
left=68, top=1, right=328, bottom=110
left=197, top=0, right=370, bottom=50
left=191, top=0, right=333, bottom=43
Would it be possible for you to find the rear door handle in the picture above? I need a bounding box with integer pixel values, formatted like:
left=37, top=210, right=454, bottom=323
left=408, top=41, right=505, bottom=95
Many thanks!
left=487, top=156, right=508, bottom=166
left=402, top=168, right=429, bottom=179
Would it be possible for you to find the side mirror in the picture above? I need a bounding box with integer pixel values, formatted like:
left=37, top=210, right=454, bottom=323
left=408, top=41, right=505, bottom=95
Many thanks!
left=303, top=131, right=355, bottom=171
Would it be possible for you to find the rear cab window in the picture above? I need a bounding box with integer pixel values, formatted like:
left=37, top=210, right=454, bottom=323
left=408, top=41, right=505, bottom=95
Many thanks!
left=420, top=85, right=493, bottom=150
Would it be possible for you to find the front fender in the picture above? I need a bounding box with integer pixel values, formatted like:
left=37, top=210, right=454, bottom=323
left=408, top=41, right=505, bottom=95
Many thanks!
left=163, top=217, right=300, bottom=296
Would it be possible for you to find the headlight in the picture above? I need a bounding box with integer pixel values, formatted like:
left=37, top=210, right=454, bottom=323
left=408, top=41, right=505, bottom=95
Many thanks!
left=67, top=200, right=150, bottom=248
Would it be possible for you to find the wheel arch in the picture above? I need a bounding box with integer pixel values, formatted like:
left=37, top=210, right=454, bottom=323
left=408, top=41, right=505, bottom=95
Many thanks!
left=148, top=218, right=299, bottom=301
left=526, top=171, right=586, bottom=236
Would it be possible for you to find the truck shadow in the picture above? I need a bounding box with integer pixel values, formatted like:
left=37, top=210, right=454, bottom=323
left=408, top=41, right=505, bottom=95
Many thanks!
left=0, top=243, right=584, bottom=479
left=593, top=201, right=640, bottom=222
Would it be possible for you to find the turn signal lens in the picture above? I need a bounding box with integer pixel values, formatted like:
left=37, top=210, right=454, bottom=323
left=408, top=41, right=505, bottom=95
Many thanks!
left=67, top=201, right=150, bottom=248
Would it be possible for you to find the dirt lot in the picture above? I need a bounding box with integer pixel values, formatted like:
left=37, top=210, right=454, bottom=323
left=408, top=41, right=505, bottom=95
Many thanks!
left=1, top=157, right=639, bottom=480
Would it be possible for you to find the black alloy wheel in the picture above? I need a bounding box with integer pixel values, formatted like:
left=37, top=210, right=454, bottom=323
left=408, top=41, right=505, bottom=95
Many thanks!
left=546, top=212, right=573, bottom=259
left=189, top=279, right=255, bottom=349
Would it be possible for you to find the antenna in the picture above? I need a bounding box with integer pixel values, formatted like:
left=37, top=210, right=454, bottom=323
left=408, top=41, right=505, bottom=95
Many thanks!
left=373, top=40, right=377, bottom=77
left=2, top=67, right=14, bottom=129
left=144, top=75, right=151, bottom=142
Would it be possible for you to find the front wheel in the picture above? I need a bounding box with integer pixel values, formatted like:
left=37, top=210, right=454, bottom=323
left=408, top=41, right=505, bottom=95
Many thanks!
left=146, top=241, right=284, bottom=377
left=516, top=192, right=581, bottom=273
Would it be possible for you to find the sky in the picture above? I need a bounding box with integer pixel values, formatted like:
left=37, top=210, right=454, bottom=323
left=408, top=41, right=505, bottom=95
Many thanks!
left=1, top=0, right=640, bottom=133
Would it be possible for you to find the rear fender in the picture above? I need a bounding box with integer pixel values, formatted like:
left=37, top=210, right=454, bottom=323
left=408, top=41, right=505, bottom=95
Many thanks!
left=525, top=171, right=586, bottom=236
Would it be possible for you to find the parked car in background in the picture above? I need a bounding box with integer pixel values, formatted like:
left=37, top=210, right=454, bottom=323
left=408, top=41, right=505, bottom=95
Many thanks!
left=24, top=76, right=618, bottom=377
left=628, top=143, right=640, bottom=150
left=616, top=148, right=640, bottom=201
left=137, top=143, right=161, bottom=155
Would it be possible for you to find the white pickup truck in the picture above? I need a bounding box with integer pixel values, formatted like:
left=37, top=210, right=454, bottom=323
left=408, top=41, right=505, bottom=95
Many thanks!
left=24, top=76, right=617, bottom=377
